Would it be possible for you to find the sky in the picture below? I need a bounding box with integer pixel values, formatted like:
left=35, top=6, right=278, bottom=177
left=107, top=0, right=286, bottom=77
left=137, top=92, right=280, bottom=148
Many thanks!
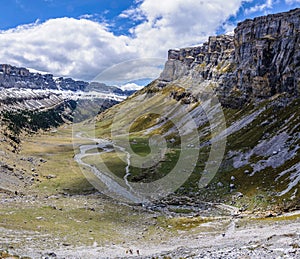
left=0, top=0, right=299, bottom=86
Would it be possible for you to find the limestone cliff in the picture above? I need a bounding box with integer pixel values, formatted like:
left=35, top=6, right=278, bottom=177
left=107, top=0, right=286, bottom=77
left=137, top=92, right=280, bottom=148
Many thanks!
left=0, top=64, right=131, bottom=146
left=92, top=8, right=300, bottom=208
left=159, top=8, right=300, bottom=108
left=0, top=64, right=88, bottom=91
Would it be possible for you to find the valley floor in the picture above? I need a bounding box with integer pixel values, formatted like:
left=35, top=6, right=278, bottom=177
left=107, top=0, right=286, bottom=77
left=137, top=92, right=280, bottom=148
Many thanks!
left=0, top=125, right=300, bottom=258
left=0, top=193, right=300, bottom=259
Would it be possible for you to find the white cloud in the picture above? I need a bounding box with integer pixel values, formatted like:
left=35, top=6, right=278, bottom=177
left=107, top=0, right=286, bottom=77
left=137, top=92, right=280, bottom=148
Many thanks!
left=285, top=0, right=300, bottom=3
left=0, top=0, right=245, bottom=82
left=127, top=0, right=244, bottom=57
left=0, top=18, right=135, bottom=80
left=93, top=58, right=165, bottom=85
left=245, top=0, right=273, bottom=14
left=79, top=14, right=94, bottom=19
left=119, top=8, right=145, bottom=21
left=119, top=83, right=144, bottom=91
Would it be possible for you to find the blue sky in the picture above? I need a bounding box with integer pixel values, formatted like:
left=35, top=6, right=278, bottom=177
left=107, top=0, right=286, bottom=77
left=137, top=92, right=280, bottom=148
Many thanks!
left=0, top=0, right=135, bottom=34
left=0, top=0, right=299, bottom=85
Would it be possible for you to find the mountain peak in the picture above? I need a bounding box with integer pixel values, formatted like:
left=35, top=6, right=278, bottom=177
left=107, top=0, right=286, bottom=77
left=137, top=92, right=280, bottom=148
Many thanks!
left=159, top=8, right=300, bottom=108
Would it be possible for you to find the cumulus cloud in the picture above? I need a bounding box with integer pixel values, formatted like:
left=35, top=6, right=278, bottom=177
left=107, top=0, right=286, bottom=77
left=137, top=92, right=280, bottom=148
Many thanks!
left=0, top=0, right=245, bottom=82
left=93, top=58, right=165, bottom=85
left=126, top=0, right=244, bottom=57
left=0, top=18, right=135, bottom=80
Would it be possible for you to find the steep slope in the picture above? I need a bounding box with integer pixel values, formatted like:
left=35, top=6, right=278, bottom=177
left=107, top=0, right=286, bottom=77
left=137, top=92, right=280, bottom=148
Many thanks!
left=0, top=64, right=132, bottom=112
left=160, top=8, right=299, bottom=106
left=0, top=63, right=133, bottom=142
left=0, top=64, right=132, bottom=193
left=91, top=8, right=300, bottom=211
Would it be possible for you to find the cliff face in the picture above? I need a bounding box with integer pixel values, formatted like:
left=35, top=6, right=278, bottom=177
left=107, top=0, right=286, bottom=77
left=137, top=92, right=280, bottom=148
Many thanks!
left=159, top=8, right=300, bottom=107
left=0, top=89, right=64, bottom=112
left=91, top=8, right=300, bottom=208
left=0, top=64, right=132, bottom=147
left=0, top=64, right=135, bottom=95
left=0, top=64, right=88, bottom=91
left=0, top=64, right=134, bottom=113
left=234, top=8, right=300, bottom=99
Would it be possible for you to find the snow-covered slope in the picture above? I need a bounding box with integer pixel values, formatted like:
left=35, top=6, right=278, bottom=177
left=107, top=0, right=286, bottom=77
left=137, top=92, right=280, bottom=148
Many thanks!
left=0, top=63, right=133, bottom=112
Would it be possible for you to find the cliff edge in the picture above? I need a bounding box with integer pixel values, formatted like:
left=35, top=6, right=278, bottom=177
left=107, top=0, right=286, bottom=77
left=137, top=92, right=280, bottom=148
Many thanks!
left=159, top=8, right=300, bottom=107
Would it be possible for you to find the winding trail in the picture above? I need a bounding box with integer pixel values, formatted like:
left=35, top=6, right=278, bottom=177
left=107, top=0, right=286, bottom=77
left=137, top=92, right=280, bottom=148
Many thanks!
left=73, top=133, right=143, bottom=203
left=114, top=145, right=135, bottom=194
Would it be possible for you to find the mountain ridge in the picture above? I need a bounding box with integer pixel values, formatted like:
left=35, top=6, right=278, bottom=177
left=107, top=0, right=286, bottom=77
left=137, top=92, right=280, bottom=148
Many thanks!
left=0, top=8, right=299, bottom=210
left=159, top=8, right=299, bottom=108
left=1, top=8, right=300, bottom=258
left=92, top=8, right=300, bottom=210
left=0, top=64, right=135, bottom=150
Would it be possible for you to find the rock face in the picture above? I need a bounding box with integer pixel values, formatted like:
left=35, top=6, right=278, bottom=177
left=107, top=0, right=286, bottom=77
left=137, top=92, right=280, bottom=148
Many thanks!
left=0, top=88, right=64, bottom=112
left=234, top=8, right=300, bottom=99
left=96, top=8, right=300, bottom=205
left=0, top=65, right=134, bottom=144
left=1, top=65, right=59, bottom=90
left=0, top=64, right=135, bottom=95
left=159, top=8, right=300, bottom=107
left=0, top=64, right=136, bottom=96
left=0, top=64, right=134, bottom=113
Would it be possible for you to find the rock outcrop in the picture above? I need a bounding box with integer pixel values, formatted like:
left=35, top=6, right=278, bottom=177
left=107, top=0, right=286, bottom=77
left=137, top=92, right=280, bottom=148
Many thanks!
left=0, top=64, right=135, bottom=95
left=92, top=8, right=300, bottom=205
left=0, top=64, right=52, bottom=90
left=159, top=8, right=300, bottom=107
left=0, top=64, right=135, bottom=113
left=0, top=88, right=64, bottom=112
left=0, top=65, right=134, bottom=144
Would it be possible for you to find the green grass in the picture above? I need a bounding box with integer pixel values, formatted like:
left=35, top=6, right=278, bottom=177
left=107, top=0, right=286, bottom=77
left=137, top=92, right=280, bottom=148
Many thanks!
left=252, top=212, right=300, bottom=221
left=83, top=151, right=127, bottom=179
left=0, top=198, right=148, bottom=246
left=158, top=216, right=213, bottom=231
left=0, top=125, right=165, bottom=248
left=129, top=137, right=151, bottom=156
left=128, top=148, right=181, bottom=183
left=129, top=113, right=161, bottom=133
left=87, top=85, right=300, bottom=211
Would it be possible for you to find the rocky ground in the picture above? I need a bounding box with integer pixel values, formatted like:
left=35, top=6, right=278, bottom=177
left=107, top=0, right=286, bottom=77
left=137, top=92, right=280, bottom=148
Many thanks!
left=150, top=214, right=300, bottom=259
left=0, top=125, right=299, bottom=259
left=1, top=217, right=300, bottom=259
left=1, top=187, right=300, bottom=258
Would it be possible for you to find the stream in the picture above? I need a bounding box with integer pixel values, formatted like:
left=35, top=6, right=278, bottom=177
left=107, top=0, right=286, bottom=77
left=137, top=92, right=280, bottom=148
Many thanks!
left=73, top=133, right=143, bottom=203
left=73, top=134, right=242, bottom=217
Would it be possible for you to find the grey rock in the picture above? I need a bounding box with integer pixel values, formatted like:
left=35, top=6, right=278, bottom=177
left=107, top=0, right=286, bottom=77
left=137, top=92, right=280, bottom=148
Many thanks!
left=217, top=182, right=224, bottom=187
left=158, top=8, right=300, bottom=108
left=244, top=170, right=250, bottom=174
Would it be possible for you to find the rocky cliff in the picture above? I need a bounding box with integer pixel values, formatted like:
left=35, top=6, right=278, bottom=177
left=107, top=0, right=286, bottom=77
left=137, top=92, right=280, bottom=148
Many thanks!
left=0, top=64, right=88, bottom=91
left=0, top=63, right=135, bottom=115
left=0, top=64, right=133, bottom=147
left=0, top=63, right=134, bottom=95
left=159, top=8, right=300, bottom=107
left=92, top=8, right=300, bottom=210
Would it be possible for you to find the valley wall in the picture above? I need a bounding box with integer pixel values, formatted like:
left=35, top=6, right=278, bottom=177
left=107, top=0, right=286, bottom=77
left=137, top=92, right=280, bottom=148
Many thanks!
left=159, top=8, right=300, bottom=107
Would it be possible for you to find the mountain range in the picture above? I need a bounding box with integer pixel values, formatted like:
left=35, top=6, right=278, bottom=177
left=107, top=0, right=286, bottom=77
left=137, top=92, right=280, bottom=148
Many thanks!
left=91, top=8, right=300, bottom=211
left=0, top=7, right=300, bottom=259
